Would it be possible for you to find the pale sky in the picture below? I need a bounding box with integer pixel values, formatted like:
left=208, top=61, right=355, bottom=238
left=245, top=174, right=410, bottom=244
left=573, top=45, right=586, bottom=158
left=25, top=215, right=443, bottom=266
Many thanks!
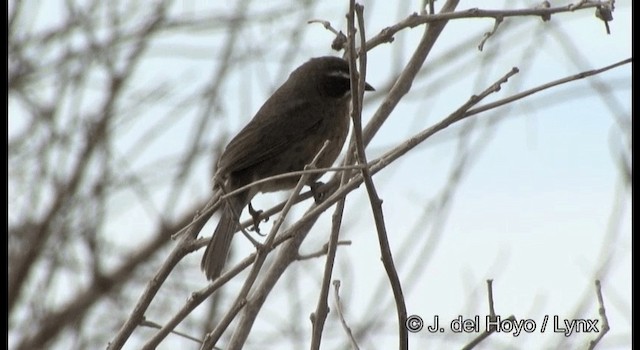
left=9, top=1, right=631, bottom=349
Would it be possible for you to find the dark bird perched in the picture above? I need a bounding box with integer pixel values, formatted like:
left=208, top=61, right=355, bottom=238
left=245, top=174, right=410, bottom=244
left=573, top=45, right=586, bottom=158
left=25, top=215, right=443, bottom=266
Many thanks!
left=200, top=56, right=374, bottom=281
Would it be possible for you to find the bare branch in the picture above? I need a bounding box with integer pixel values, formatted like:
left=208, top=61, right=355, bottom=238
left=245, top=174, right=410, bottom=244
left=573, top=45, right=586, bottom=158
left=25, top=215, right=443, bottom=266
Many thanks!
left=461, top=280, right=516, bottom=350
left=332, top=280, right=360, bottom=350
left=587, top=280, right=610, bottom=350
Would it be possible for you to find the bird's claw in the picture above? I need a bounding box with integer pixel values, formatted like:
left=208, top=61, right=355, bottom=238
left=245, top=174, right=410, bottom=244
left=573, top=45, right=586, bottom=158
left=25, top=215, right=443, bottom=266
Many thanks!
left=310, top=181, right=326, bottom=204
left=248, top=202, right=268, bottom=236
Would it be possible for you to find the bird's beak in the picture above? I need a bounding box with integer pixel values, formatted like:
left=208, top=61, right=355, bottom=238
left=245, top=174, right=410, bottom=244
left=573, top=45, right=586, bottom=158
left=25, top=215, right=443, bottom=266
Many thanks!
left=364, top=82, right=375, bottom=91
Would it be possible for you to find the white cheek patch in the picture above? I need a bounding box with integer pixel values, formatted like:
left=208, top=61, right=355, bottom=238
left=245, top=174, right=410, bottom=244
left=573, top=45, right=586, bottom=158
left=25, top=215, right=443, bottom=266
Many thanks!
left=326, top=70, right=351, bottom=81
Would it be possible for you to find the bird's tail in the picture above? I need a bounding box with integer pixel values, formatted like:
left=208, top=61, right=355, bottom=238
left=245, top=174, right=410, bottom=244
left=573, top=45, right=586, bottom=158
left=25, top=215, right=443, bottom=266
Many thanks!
left=201, top=193, right=247, bottom=281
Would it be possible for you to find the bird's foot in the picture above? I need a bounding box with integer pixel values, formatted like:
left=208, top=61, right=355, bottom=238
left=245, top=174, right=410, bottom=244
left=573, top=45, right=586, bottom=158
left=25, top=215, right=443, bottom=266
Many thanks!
left=248, top=202, right=268, bottom=236
left=310, top=181, right=327, bottom=204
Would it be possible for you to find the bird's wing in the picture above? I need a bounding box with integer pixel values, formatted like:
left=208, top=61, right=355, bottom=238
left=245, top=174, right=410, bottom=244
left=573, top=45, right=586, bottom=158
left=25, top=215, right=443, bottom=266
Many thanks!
left=216, top=98, right=325, bottom=176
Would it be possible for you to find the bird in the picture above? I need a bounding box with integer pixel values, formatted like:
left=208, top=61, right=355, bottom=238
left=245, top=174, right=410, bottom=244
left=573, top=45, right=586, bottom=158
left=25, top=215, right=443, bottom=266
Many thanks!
left=199, top=56, right=374, bottom=281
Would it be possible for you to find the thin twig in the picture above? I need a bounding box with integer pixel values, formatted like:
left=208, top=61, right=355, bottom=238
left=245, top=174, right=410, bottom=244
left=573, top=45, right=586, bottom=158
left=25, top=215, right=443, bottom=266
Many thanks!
left=310, top=116, right=356, bottom=348
left=587, top=280, right=610, bottom=350
left=200, top=298, right=248, bottom=350
left=348, top=2, right=408, bottom=349
left=307, top=19, right=340, bottom=35
left=309, top=160, right=350, bottom=350
left=487, top=279, right=496, bottom=317
left=477, top=16, right=503, bottom=51
left=465, top=58, right=631, bottom=117
left=332, top=280, right=360, bottom=350
left=364, top=1, right=615, bottom=52
left=486, top=279, right=498, bottom=333
left=139, top=319, right=201, bottom=344
left=461, top=315, right=516, bottom=350
left=369, top=66, right=519, bottom=172
left=296, top=240, right=352, bottom=261
left=461, top=280, right=516, bottom=350
left=223, top=165, right=365, bottom=203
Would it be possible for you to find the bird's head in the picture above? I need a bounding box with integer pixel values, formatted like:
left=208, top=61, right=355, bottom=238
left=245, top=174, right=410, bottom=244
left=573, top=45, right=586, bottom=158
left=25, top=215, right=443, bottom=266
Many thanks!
left=287, top=56, right=375, bottom=99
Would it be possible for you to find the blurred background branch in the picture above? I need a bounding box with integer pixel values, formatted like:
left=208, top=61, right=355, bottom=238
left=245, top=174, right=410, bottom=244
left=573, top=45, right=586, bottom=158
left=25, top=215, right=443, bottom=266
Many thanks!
left=8, top=0, right=630, bottom=349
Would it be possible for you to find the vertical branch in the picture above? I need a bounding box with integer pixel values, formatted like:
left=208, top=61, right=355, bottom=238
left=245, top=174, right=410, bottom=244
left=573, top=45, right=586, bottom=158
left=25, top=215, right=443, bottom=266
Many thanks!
left=332, top=280, right=360, bottom=349
left=309, top=175, right=349, bottom=349
left=587, top=280, right=610, bottom=350
left=461, top=281, right=516, bottom=350
left=347, top=1, right=408, bottom=349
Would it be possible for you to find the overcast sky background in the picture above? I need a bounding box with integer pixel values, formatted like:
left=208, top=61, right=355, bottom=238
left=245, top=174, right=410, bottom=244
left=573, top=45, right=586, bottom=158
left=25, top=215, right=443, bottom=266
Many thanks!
left=9, top=0, right=631, bottom=349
